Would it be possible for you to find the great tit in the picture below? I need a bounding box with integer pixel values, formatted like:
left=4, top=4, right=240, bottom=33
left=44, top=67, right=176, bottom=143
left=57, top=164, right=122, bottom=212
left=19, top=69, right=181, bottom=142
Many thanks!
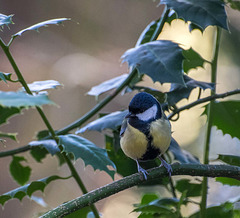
left=120, top=92, right=172, bottom=180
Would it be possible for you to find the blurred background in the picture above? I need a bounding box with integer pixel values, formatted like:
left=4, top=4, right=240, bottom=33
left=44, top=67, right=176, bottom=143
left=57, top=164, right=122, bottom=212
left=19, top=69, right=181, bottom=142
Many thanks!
left=0, top=1, right=240, bottom=217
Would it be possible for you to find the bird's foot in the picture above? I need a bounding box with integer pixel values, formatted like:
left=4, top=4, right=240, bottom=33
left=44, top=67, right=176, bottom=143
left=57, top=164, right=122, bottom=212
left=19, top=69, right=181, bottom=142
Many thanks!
left=159, top=156, right=172, bottom=177
left=136, top=160, right=148, bottom=180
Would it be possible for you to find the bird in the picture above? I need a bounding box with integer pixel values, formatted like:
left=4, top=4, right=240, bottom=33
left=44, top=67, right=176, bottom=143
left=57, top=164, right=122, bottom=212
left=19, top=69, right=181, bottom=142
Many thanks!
left=120, top=92, right=172, bottom=180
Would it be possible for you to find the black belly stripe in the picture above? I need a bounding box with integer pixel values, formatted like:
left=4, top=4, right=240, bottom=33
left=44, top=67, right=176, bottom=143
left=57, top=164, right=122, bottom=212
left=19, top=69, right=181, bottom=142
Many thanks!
left=139, top=135, right=160, bottom=161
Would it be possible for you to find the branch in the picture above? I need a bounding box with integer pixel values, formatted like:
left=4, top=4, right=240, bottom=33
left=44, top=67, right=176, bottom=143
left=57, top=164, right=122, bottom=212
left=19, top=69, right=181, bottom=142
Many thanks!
left=40, top=164, right=240, bottom=218
left=168, top=89, right=240, bottom=120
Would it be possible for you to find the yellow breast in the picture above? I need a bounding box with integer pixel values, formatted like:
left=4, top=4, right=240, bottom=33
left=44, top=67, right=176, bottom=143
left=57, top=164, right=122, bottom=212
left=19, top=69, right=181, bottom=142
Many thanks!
left=150, top=118, right=171, bottom=155
left=120, top=123, right=148, bottom=160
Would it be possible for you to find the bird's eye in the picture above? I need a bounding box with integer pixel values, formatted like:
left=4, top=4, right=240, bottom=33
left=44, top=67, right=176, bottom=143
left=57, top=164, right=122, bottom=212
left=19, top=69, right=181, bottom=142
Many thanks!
left=139, top=109, right=144, bottom=113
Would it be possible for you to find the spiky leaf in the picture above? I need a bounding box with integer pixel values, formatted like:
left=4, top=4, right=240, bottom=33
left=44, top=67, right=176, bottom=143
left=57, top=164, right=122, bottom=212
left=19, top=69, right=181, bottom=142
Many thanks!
left=87, top=74, right=128, bottom=97
left=0, top=72, right=13, bottom=83
left=203, top=101, right=240, bottom=139
left=13, top=18, right=70, bottom=37
left=10, top=156, right=31, bottom=186
left=0, top=106, right=22, bottom=125
left=217, top=154, right=240, bottom=167
left=169, top=138, right=199, bottom=164
left=216, top=177, right=240, bottom=186
left=161, top=0, right=228, bottom=31
left=77, top=110, right=128, bottom=133
left=0, top=175, right=70, bottom=206
left=29, top=140, right=60, bottom=155
left=58, top=134, right=116, bottom=179
left=167, top=75, right=214, bottom=106
left=23, top=80, right=62, bottom=93
left=176, top=179, right=202, bottom=197
left=182, top=48, right=208, bottom=73
left=0, top=13, right=14, bottom=29
left=0, top=132, right=17, bottom=141
left=0, top=91, right=54, bottom=108
left=121, top=40, right=185, bottom=85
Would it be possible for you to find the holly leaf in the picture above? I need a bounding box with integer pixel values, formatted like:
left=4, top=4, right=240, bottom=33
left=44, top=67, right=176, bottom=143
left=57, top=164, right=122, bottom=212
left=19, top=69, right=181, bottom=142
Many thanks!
left=0, top=72, right=13, bottom=83
left=0, top=13, right=14, bottom=29
left=176, top=179, right=202, bottom=197
left=0, top=175, right=70, bottom=206
left=217, top=154, right=240, bottom=167
left=58, top=134, right=116, bottom=179
left=133, top=197, right=181, bottom=216
left=121, top=40, right=185, bottom=85
left=203, top=101, right=240, bottom=139
left=182, top=48, right=208, bottom=73
left=189, top=202, right=234, bottom=218
left=135, top=19, right=161, bottom=46
left=167, top=74, right=214, bottom=106
left=10, top=156, right=31, bottom=186
left=30, top=146, right=49, bottom=163
left=0, top=132, right=17, bottom=141
left=161, top=0, right=228, bottom=31
left=169, top=138, right=199, bottom=164
left=87, top=74, right=128, bottom=97
left=0, top=105, right=22, bottom=125
left=23, top=80, right=62, bottom=93
left=0, top=91, right=54, bottom=108
left=13, top=18, right=70, bottom=38
left=216, top=177, right=240, bottom=186
left=76, top=110, right=128, bottom=134
left=29, top=140, right=60, bottom=155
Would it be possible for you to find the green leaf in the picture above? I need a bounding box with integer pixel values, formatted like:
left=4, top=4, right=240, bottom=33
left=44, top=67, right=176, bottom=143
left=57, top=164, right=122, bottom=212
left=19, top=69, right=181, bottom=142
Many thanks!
left=0, top=91, right=54, bottom=108
left=23, top=80, right=62, bottom=93
left=137, top=193, right=159, bottom=206
left=161, top=0, right=228, bottom=31
left=176, top=179, right=202, bottom=197
left=13, top=18, right=70, bottom=38
left=29, top=140, right=60, bottom=155
left=0, top=13, right=14, bottom=29
left=216, top=177, right=240, bottom=186
left=169, top=138, right=199, bottom=164
left=121, top=40, right=185, bottom=85
left=58, top=134, right=116, bottom=179
left=182, top=48, right=208, bottom=73
left=36, top=130, right=50, bottom=140
left=133, top=197, right=180, bottom=217
left=189, top=202, right=234, bottom=218
left=203, top=101, right=240, bottom=139
left=135, top=19, right=161, bottom=46
left=30, top=146, right=49, bottom=163
left=217, top=154, right=240, bottom=167
left=0, top=175, right=70, bottom=206
left=167, top=74, right=214, bottom=106
left=0, top=132, right=17, bottom=141
left=0, top=72, right=13, bottom=83
left=225, top=0, right=240, bottom=11
left=0, top=105, right=22, bottom=125
left=87, top=74, right=128, bottom=97
left=76, top=110, right=128, bottom=134
left=10, top=156, right=31, bottom=186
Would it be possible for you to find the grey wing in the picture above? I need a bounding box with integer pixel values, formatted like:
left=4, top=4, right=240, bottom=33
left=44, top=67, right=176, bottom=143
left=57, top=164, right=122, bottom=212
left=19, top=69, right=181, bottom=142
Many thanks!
left=120, top=118, right=128, bottom=137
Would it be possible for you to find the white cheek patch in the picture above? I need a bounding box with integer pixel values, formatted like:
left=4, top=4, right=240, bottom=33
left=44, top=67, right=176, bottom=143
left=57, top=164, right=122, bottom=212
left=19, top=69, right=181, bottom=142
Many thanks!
left=136, top=104, right=158, bottom=121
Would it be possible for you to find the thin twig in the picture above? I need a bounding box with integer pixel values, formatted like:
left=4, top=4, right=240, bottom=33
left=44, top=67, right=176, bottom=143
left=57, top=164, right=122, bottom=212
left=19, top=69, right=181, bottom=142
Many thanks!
left=168, top=88, right=240, bottom=120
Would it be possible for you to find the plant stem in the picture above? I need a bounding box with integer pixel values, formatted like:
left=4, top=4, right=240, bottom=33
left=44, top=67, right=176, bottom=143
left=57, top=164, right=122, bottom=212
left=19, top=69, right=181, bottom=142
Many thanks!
left=0, top=145, right=31, bottom=157
left=200, top=27, right=221, bottom=218
left=0, top=38, right=100, bottom=218
left=167, top=88, right=240, bottom=120
left=41, top=164, right=240, bottom=218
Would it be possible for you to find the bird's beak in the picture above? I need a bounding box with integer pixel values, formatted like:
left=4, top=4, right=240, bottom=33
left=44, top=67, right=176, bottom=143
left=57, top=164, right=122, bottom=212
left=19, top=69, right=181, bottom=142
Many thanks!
left=125, top=112, right=136, bottom=118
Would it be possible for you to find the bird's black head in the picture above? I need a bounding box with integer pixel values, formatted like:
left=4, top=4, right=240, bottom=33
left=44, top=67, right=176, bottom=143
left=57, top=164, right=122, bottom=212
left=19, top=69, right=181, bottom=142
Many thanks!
left=127, top=92, right=162, bottom=121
